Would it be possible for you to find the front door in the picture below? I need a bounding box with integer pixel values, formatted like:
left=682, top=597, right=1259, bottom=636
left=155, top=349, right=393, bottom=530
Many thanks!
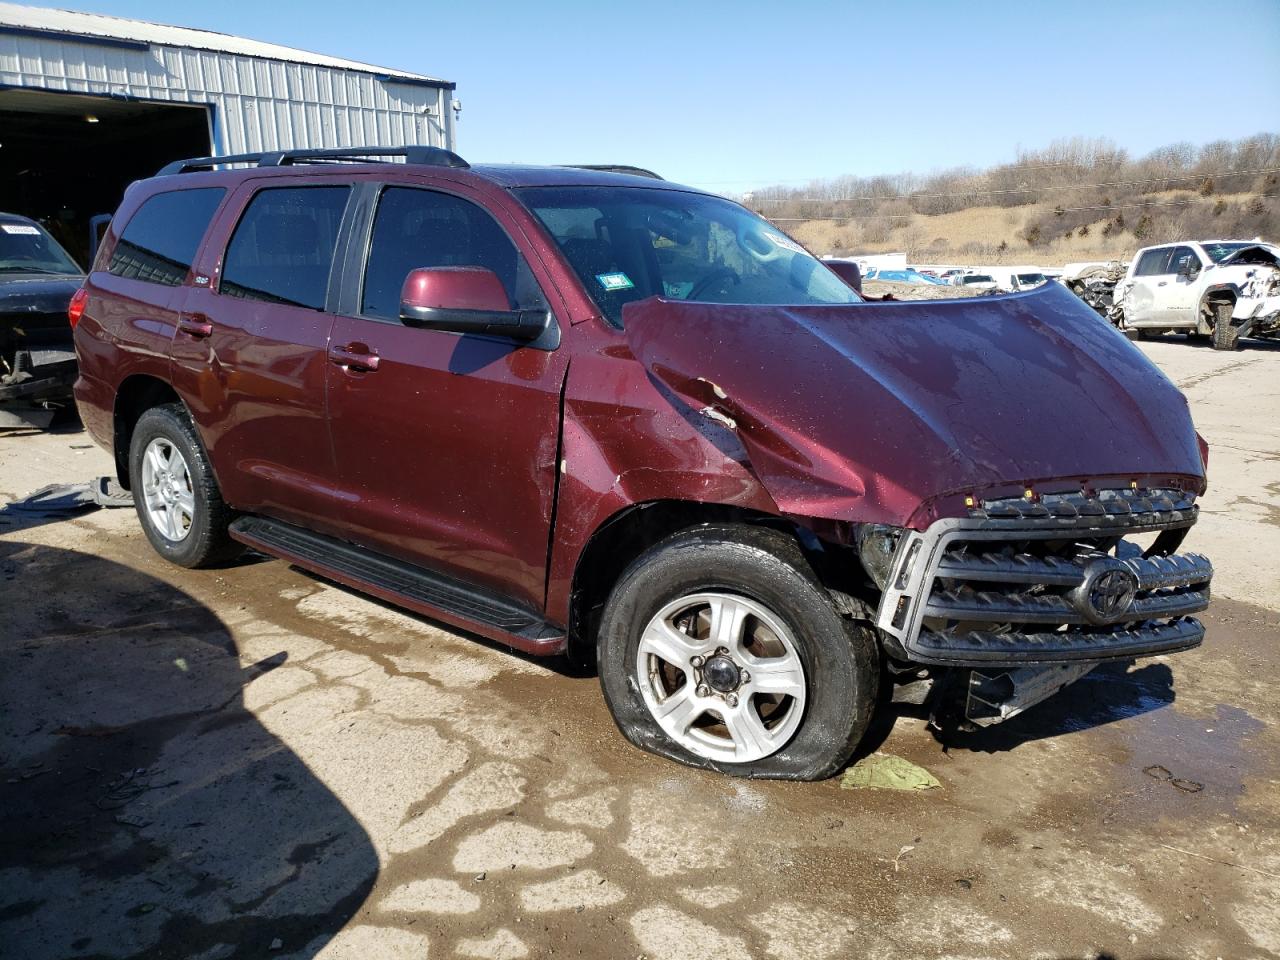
left=171, top=180, right=352, bottom=525
left=1160, top=245, right=1204, bottom=326
left=324, top=184, right=567, bottom=610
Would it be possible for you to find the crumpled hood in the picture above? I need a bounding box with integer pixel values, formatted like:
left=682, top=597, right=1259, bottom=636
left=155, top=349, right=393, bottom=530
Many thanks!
left=1221, top=245, right=1279, bottom=268
left=622, top=281, right=1203, bottom=527
left=0, top=273, right=83, bottom=316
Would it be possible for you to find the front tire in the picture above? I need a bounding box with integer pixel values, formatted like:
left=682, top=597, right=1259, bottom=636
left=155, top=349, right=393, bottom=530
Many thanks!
left=128, top=403, right=240, bottom=568
left=1211, top=302, right=1239, bottom=351
left=597, top=525, right=878, bottom=780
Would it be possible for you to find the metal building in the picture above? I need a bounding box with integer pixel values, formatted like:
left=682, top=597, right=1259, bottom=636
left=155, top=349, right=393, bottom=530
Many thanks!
left=0, top=2, right=455, bottom=263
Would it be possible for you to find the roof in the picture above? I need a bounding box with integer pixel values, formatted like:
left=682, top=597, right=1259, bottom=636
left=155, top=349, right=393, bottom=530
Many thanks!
left=154, top=160, right=704, bottom=195
left=469, top=164, right=697, bottom=191
left=0, top=2, right=451, bottom=87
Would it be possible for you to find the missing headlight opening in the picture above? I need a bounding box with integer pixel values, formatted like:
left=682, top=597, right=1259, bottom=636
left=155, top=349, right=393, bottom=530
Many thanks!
left=855, top=523, right=903, bottom=589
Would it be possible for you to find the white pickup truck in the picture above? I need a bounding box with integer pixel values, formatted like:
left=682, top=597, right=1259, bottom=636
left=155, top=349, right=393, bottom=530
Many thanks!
left=1113, top=239, right=1280, bottom=350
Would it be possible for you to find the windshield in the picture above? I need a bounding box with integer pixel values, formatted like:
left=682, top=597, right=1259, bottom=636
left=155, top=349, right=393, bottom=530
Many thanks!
left=1016, top=273, right=1046, bottom=285
left=1200, top=241, right=1261, bottom=263
left=0, top=221, right=82, bottom=275
left=516, top=186, right=859, bottom=327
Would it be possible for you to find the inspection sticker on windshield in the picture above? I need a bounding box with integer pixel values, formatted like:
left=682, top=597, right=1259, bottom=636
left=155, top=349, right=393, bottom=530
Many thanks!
left=596, top=272, right=635, bottom=292
left=1, top=224, right=40, bottom=235
left=764, top=231, right=806, bottom=254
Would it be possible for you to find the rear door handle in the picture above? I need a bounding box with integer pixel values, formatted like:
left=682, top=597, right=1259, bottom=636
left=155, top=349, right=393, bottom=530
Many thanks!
left=328, top=344, right=380, bottom=372
left=177, top=312, right=213, bottom=338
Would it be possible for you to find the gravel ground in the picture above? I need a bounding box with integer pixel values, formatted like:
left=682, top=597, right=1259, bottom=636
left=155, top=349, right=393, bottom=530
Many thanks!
left=1, top=337, right=1277, bottom=959
left=862, top=279, right=988, bottom=299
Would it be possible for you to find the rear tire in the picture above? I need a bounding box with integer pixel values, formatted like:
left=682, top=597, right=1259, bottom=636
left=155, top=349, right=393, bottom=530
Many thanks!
left=128, top=403, right=241, bottom=568
left=596, top=524, right=879, bottom=780
left=1211, top=302, right=1239, bottom=351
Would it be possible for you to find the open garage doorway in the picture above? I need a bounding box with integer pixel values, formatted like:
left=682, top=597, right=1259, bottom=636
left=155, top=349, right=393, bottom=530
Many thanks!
left=0, top=89, right=212, bottom=268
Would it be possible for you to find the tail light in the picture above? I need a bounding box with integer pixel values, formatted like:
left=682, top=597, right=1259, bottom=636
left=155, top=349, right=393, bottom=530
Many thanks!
left=68, top=288, right=88, bottom=328
left=1196, top=431, right=1210, bottom=474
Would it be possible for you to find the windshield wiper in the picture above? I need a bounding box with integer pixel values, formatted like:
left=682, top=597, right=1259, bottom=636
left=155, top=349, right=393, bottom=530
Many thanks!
left=0, top=266, right=78, bottom=275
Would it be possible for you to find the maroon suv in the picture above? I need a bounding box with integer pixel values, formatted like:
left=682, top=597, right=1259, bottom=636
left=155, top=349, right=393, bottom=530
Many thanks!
left=72, top=146, right=1213, bottom=779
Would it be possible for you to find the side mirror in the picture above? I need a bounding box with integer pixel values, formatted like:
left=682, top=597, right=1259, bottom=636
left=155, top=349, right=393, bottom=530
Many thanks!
left=1178, top=258, right=1200, bottom=280
left=824, top=259, right=862, bottom=293
left=399, top=267, right=547, bottom=340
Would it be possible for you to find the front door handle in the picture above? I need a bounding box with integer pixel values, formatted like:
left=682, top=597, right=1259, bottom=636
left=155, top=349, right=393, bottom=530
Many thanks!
left=177, top=312, right=213, bottom=338
left=328, top=344, right=380, bottom=372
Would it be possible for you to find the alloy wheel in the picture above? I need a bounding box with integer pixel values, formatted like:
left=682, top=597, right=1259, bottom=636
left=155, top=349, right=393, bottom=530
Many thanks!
left=635, top=592, right=807, bottom=763
left=139, top=437, right=195, bottom=542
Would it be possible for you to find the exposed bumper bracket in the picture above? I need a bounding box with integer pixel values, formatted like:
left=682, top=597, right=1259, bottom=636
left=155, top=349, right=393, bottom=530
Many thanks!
left=963, top=661, right=1099, bottom=726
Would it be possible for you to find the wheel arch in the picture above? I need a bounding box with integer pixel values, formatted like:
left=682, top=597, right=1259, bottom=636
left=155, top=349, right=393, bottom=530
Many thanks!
left=1201, top=283, right=1239, bottom=307
left=1198, top=284, right=1240, bottom=335
left=112, top=375, right=191, bottom=490
left=564, top=499, right=863, bottom=667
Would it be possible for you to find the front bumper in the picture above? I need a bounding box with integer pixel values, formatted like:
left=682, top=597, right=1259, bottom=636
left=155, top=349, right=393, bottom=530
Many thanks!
left=876, top=486, right=1211, bottom=667
left=1233, top=292, right=1280, bottom=335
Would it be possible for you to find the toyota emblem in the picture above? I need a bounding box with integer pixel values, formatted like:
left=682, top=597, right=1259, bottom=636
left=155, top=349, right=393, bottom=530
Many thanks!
left=1072, top=560, right=1139, bottom=625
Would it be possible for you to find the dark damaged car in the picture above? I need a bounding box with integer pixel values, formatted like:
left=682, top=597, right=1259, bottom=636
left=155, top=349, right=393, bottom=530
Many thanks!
left=0, top=213, right=84, bottom=429
left=72, top=148, right=1213, bottom=779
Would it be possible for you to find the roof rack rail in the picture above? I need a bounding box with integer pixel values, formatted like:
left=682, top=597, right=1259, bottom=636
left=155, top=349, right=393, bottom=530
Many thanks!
left=158, top=146, right=469, bottom=176
left=565, top=164, right=664, bottom=180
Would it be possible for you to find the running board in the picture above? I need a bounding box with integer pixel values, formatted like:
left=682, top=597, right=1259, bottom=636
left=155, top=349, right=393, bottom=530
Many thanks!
left=229, top=516, right=565, bottom=655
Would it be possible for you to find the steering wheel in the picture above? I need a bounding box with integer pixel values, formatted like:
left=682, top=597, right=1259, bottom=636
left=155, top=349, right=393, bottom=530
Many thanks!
left=688, top=266, right=741, bottom=301
left=737, top=224, right=787, bottom=264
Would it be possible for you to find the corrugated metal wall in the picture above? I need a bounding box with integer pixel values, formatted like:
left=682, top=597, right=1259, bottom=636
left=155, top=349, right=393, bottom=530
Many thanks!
left=0, top=32, right=454, bottom=154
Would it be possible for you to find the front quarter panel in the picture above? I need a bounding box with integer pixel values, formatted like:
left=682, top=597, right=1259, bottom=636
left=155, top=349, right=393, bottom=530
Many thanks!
left=544, top=344, right=779, bottom=625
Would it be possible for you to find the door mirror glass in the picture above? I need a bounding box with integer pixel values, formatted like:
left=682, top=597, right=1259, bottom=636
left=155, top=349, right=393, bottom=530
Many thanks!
left=400, top=267, right=547, bottom=340
left=824, top=259, right=862, bottom=293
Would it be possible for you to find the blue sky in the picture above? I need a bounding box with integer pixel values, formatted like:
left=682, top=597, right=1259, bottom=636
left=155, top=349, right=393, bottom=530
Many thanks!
left=45, top=0, right=1280, bottom=191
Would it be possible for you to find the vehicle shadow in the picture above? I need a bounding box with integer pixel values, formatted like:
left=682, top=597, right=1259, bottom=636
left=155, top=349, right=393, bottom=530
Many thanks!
left=851, top=659, right=1175, bottom=760
left=928, top=659, right=1175, bottom=754
left=1160, top=332, right=1280, bottom=353
left=0, top=540, right=378, bottom=958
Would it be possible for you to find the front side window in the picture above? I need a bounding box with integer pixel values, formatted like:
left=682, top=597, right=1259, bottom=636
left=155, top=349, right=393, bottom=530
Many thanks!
left=1134, top=248, right=1173, bottom=277
left=108, top=188, right=225, bottom=286
left=516, top=186, right=859, bottom=327
left=361, top=187, right=545, bottom=322
left=1167, top=246, right=1200, bottom=278
left=221, top=186, right=350, bottom=310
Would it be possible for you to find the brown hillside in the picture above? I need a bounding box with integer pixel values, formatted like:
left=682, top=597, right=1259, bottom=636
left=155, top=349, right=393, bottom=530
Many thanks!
left=749, top=135, right=1278, bottom=267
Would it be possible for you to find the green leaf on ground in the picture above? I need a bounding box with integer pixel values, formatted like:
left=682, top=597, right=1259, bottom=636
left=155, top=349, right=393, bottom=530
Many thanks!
left=840, top=753, right=940, bottom=791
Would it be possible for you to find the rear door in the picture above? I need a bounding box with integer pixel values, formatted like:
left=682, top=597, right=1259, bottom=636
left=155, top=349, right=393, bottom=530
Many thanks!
left=1124, top=246, right=1173, bottom=325
left=91, top=186, right=228, bottom=382
left=323, top=181, right=568, bottom=610
left=170, top=178, right=352, bottom=525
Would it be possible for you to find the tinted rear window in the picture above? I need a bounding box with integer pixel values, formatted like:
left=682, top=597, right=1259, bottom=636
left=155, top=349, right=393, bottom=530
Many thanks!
left=108, top=188, right=225, bottom=286
left=1134, top=248, right=1172, bottom=276
left=221, top=187, right=350, bottom=310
